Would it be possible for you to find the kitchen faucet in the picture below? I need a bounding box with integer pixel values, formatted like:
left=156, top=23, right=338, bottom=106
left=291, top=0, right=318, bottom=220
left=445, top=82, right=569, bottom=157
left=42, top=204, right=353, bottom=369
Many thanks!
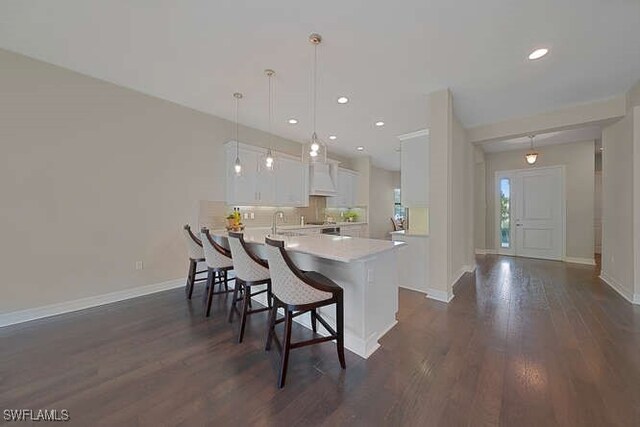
left=271, top=210, right=286, bottom=235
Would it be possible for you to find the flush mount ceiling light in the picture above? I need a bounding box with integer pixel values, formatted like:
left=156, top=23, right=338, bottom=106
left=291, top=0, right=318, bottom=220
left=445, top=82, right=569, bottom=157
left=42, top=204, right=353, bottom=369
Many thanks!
left=528, top=48, right=549, bottom=60
left=329, top=135, right=337, bottom=140
left=337, top=96, right=349, bottom=104
left=356, top=146, right=365, bottom=151
left=375, top=121, right=385, bottom=127
left=288, top=118, right=298, bottom=124
left=304, top=33, right=328, bottom=164
left=233, top=92, right=243, bottom=176
left=525, top=135, right=539, bottom=165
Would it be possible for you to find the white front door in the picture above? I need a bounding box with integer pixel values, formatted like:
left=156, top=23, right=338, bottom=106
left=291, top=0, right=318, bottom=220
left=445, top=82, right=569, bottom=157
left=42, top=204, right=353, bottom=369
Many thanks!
left=496, top=166, right=565, bottom=260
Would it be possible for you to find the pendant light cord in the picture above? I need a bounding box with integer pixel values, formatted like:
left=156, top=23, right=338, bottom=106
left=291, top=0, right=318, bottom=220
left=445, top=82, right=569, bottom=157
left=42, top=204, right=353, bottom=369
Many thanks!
left=235, top=95, right=239, bottom=157
left=269, top=72, right=273, bottom=143
left=313, top=42, right=318, bottom=135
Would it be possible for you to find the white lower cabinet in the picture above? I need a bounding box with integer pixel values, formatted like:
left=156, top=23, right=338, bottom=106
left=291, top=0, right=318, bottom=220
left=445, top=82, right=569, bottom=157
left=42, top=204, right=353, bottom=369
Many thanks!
left=341, top=224, right=367, bottom=238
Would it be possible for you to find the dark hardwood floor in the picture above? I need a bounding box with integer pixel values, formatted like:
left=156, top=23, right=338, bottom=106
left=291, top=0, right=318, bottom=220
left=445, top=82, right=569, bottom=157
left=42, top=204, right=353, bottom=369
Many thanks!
left=2, top=255, right=640, bottom=426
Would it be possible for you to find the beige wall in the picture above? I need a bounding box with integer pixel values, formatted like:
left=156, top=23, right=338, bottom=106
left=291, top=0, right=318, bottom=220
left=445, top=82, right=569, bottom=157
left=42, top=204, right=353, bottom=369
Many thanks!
left=450, top=114, right=475, bottom=281
left=427, top=89, right=475, bottom=300
left=602, top=118, right=633, bottom=295
left=0, top=49, right=353, bottom=313
left=601, top=79, right=640, bottom=301
left=474, top=148, right=487, bottom=250
left=368, top=166, right=397, bottom=239
left=484, top=140, right=595, bottom=259
left=467, top=96, right=626, bottom=144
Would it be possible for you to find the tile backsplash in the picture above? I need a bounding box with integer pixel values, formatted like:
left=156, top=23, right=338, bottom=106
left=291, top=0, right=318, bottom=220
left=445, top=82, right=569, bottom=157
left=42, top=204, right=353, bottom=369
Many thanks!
left=199, top=196, right=367, bottom=230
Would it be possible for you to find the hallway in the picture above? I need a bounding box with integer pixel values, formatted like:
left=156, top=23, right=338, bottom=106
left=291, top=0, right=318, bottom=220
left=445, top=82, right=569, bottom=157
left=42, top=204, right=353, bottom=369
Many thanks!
left=1, top=255, right=639, bottom=426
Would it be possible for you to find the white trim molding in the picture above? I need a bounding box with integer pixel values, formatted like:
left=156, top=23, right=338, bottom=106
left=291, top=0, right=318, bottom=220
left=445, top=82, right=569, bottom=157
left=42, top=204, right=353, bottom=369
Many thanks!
left=425, top=287, right=454, bottom=303
left=564, top=257, right=596, bottom=266
left=399, top=285, right=428, bottom=294
left=0, top=278, right=185, bottom=328
left=599, top=272, right=637, bottom=304
left=475, top=248, right=497, bottom=255
left=397, top=128, right=429, bottom=141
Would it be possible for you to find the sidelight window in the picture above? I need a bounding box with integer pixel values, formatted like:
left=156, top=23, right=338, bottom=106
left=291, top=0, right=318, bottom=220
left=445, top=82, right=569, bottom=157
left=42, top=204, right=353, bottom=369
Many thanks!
left=500, top=178, right=511, bottom=248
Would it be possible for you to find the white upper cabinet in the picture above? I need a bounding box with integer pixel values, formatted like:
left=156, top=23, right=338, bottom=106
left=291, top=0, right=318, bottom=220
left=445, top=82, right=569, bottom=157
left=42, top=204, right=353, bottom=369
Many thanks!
left=400, top=130, right=429, bottom=207
left=226, top=144, right=259, bottom=205
left=327, top=168, right=358, bottom=208
left=275, top=156, right=309, bottom=207
left=226, top=142, right=308, bottom=207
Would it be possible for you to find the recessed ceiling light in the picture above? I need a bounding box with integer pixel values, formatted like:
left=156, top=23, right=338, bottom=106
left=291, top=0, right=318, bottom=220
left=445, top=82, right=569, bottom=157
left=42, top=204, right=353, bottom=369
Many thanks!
left=288, top=118, right=298, bottom=124
left=375, top=121, right=385, bottom=127
left=337, top=96, right=349, bottom=104
left=356, top=146, right=364, bottom=151
left=528, top=48, right=549, bottom=60
left=329, top=135, right=337, bottom=140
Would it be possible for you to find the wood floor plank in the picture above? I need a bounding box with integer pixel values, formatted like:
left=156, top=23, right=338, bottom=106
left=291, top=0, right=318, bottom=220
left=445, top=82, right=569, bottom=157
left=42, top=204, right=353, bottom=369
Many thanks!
left=2, top=255, right=640, bottom=426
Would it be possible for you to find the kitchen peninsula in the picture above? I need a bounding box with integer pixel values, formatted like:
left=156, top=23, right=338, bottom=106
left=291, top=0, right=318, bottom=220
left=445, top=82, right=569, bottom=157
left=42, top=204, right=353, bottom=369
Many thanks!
left=211, top=229, right=405, bottom=358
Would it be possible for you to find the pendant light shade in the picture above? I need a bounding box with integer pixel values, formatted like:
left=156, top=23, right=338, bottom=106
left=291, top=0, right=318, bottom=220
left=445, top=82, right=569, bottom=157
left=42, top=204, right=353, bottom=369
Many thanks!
left=233, top=92, right=243, bottom=176
left=304, top=33, right=328, bottom=164
left=525, top=135, right=539, bottom=165
left=262, top=69, right=276, bottom=172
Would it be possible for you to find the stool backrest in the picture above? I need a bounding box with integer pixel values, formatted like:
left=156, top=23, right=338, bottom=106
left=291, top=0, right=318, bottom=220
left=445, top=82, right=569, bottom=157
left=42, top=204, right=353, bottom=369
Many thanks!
left=265, top=237, right=332, bottom=306
left=183, top=224, right=204, bottom=260
left=227, top=232, right=269, bottom=282
left=200, top=228, right=232, bottom=269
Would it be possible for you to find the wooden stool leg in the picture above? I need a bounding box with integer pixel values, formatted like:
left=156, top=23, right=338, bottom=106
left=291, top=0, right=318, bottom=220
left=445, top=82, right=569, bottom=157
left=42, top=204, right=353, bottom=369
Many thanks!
left=265, top=301, right=278, bottom=351
left=205, top=269, right=215, bottom=317
left=185, top=259, right=196, bottom=299
left=238, top=284, right=251, bottom=343
left=278, top=309, right=293, bottom=388
left=336, top=300, right=346, bottom=369
left=311, top=309, right=317, bottom=333
left=228, top=280, right=240, bottom=323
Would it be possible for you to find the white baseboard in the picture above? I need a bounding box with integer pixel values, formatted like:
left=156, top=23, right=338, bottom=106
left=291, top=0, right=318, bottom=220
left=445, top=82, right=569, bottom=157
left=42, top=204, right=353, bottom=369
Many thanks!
left=398, top=285, right=427, bottom=294
left=0, top=278, right=186, bottom=328
left=564, top=257, right=596, bottom=266
left=475, top=248, right=497, bottom=255
left=425, top=287, right=454, bottom=303
left=599, top=272, right=636, bottom=304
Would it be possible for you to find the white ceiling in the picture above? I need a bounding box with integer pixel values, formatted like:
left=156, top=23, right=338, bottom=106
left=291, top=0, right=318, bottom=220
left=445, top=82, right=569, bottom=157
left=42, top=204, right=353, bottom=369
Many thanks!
left=480, top=126, right=602, bottom=153
left=1, top=0, right=639, bottom=171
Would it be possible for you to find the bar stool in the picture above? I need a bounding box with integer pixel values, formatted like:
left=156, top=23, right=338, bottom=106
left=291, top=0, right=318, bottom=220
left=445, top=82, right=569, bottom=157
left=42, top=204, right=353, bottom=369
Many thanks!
left=227, top=232, right=272, bottom=343
left=264, top=237, right=345, bottom=388
left=200, top=228, right=235, bottom=317
left=182, top=224, right=208, bottom=299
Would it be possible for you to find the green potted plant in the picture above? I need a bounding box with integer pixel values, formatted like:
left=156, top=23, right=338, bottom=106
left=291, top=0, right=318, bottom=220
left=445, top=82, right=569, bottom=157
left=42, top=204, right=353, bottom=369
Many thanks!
left=344, top=210, right=358, bottom=222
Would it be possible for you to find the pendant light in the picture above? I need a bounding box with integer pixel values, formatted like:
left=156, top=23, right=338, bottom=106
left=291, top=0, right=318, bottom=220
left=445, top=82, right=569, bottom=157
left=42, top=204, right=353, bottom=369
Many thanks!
left=305, top=33, right=327, bottom=164
left=263, top=69, right=275, bottom=171
left=525, top=134, right=539, bottom=165
left=233, top=92, right=243, bottom=176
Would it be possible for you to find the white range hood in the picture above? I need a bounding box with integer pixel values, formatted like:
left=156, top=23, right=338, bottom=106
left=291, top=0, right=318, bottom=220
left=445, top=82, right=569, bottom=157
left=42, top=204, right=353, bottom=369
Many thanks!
left=309, top=162, right=338, bottom=196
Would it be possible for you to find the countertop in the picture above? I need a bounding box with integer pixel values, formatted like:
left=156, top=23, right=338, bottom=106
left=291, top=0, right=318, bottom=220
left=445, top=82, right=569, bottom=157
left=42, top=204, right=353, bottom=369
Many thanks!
left=276, top=221, right=368, bottom=230
left=390, top=230, right=429, bottom=238
left=211, top=229, right=403, bottom=263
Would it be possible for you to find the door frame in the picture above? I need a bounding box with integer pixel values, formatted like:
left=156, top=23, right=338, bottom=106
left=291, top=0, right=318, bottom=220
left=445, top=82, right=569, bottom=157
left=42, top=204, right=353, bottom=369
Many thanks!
left=494, top=165, right=566, bottom=260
